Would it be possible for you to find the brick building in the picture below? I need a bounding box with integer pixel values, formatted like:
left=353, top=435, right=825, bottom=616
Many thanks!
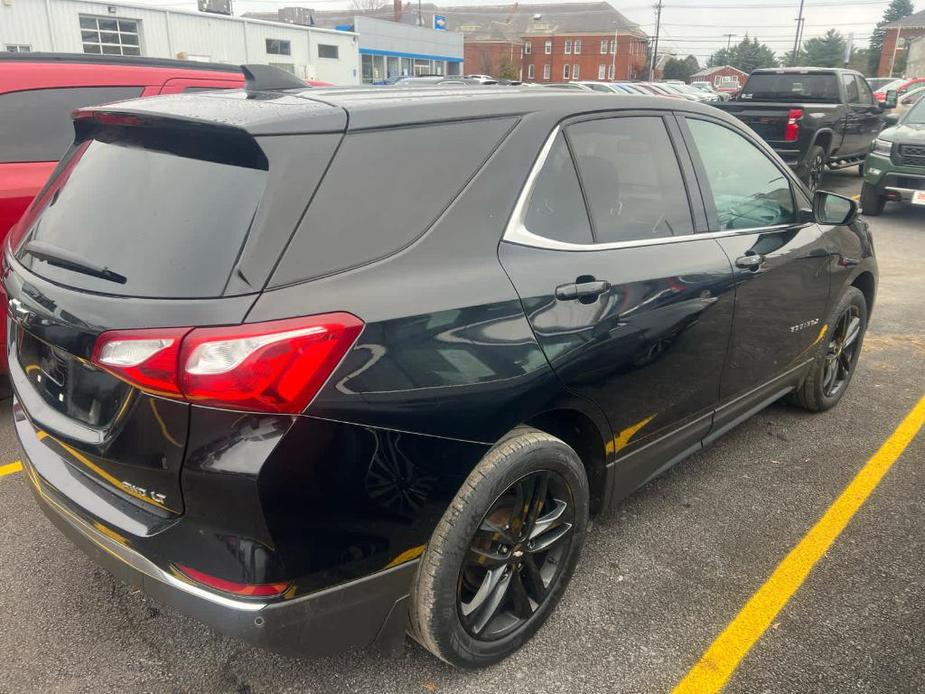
left=448, top=2, right=649, bottom=82
left=877, top=9, right=925, bottom=77
left=689, top=65, right=748, bottom=92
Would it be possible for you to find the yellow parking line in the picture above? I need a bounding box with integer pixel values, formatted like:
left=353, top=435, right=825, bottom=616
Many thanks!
left=0, top=460, right=23, bottom=477
left=673, top=394, right=925, bottom=694
left=852, top=194, right=861, bottom=200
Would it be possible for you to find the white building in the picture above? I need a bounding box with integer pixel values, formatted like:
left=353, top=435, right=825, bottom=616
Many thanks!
left=0, top=0, right=360, bottom=84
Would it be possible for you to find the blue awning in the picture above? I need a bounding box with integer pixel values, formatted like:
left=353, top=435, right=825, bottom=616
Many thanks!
left=359, top=48, right=463, bottom=63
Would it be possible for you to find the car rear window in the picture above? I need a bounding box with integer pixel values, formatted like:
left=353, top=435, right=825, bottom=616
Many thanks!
left=740, top=74, right=840, bottom=103
left=0, top=87, right=143, bottom=163
left=14, top=126, right=268, bottom=298
left=270, top=117, right=516, bottom=287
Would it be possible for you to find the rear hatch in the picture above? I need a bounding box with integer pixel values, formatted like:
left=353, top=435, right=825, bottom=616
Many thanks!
left=5, top=97, right=344, bottom=518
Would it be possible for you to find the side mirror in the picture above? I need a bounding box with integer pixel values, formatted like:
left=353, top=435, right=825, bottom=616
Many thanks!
left=883, top=90, right=898, bottom=109
left=814, top=190, right=858, bottom=226
left=882, top=112, right=900, bottom=126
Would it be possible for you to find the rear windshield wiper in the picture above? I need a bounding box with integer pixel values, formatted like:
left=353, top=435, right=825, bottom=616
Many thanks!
left=21, top=241, right=127, bottom=285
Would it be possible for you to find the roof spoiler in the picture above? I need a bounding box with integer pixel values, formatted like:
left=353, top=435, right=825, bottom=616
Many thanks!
left=241, top=64, right=307, bottom=92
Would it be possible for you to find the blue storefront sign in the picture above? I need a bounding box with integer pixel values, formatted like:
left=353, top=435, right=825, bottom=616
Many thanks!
left=433, top=15, right=447, bottom=31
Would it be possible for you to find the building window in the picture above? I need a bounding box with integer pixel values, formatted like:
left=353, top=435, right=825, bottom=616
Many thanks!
left=5, top=45, right=31, bottom=53
left=528, top=64, right=535, bottom=79
left=564, top=40, right=572, bottom=54
left=79, top=16, right=141, bottom=56
left=543, top=64, right=551, bottom=80
left=598, top=63, right=606, bottom=80
left=544, top=40, right=552, bottom=54
left=574, top=40, right=582, bottom=54
left=563, top=64, right=570, bottom=80
left=572, top=64, right=579, bottom=79
left=524, top=40, right=532, bottom=55
left=266, top=39, right=291, bottom=56
left=318, top=44, right=339, bottom=59
left=608, top=64, right=615, bottom=80
left=600, top=39, right=608, bottom=54
left=610, top=39, right=617, bottom=54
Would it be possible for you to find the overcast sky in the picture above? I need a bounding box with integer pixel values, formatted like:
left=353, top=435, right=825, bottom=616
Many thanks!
left=130, top=0, right=909, bottom=66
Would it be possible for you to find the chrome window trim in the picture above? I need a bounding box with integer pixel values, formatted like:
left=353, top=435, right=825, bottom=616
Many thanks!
left=502, top=124, right=810, bottom=253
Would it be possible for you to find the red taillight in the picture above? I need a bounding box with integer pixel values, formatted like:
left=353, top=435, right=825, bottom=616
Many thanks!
left=91, top=313, right=363, bottom=414
left=784, top=108, right=803, bottom=142
left=92, top=327, right=190, bottom=397
left=175, top=564, right=290, bottom=598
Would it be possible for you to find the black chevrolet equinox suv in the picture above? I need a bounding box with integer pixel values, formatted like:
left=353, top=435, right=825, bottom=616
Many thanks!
left=6, top=82, right=877, bottom=668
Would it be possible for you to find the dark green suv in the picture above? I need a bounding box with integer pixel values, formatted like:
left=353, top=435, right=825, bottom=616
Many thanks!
left=861, top=94, right=925, bottom=215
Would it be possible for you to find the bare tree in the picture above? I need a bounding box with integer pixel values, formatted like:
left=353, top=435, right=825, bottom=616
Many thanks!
left=351, top=0, right=386, bottom=12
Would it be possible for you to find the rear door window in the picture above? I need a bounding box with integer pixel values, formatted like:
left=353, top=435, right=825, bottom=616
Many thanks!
left=566, top=116, right=693, bottom=243
left=0, top=87, right=143, bottom=163
left=15, top=128, right=268, bottom=298
left=523, top=133, right=593, bottom=244
left=842, top=73, right=860, bottom=103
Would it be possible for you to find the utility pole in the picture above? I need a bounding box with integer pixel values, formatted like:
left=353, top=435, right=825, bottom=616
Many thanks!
left=791, top=0, right=805, bottom=66
left=723, top=33, right=735, bottom=50
left=649, top=0, right=662, bottom=80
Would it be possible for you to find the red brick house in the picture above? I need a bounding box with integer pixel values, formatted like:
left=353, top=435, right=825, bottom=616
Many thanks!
left=448, top=2, right=648, bottom=82
left=877, top=9, right=925, bottom=77
left=689, top=65, right=749, bottom=92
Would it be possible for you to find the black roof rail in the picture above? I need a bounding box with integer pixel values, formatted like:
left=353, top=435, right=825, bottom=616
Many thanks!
left=0, top=52, right=241, bottom=73
left=241, top=64, right=308, bottom=92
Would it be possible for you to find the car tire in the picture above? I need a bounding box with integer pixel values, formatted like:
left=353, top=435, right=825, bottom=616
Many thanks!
left=802, top=145, right=827, bottom=191
left=409, top=427, right=589, bottom=669
left=788, top=287, right=868, bottom=412
left=860, top=181, right=886, bottom=216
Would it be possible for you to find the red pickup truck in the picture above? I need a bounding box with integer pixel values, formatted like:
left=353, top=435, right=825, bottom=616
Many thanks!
left=0, top=53, right=328, bottom=373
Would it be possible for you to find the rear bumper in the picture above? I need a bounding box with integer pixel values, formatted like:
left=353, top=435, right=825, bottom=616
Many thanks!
left=19, top=433, right=417, bottom=659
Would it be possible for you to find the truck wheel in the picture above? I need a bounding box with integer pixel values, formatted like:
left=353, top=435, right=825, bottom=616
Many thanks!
left=860, top=182, right=886, bottom=216
left=802, top=146, right=826, bottom=191
left=409, top=427, right=589, bottom=668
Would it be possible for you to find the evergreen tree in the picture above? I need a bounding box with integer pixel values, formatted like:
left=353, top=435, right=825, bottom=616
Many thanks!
left=803, top=30, right=848, bottom=67
left=707, top=36, right=777, bottom=72
left=663, top=55, right=700, bottom=81
left=869, top=0, right=915, bottom=74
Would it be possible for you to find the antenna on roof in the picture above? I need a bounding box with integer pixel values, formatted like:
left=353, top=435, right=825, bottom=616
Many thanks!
left=241, top=64, right=307, bottom=92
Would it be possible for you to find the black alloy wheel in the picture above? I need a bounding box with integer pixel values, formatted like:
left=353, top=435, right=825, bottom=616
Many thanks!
left=410, top=427, right=588, bottom=668
left=806, top=146, right=826, bottom=191
left=822, top=304, right=862, bottom=398
left=457, top=470, right=575, bottom=640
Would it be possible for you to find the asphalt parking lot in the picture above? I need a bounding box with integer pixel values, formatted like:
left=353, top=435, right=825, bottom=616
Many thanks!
left=0, top=168, right=922, bottom=694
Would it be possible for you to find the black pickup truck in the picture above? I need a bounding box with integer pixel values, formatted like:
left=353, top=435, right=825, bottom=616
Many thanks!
left=715, top=67, right=893, bottom=188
